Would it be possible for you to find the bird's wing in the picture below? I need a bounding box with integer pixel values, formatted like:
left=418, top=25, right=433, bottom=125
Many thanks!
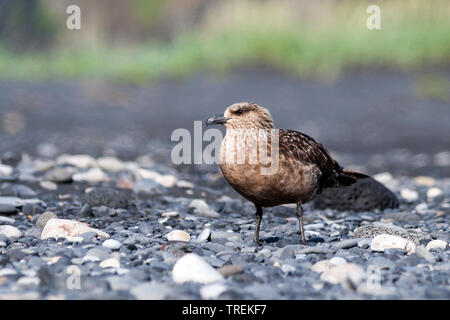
left=278, top=129, right=339, bottom=178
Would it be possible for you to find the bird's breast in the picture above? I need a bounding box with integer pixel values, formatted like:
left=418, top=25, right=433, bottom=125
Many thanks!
left=219, top=131, right=321, bottom=206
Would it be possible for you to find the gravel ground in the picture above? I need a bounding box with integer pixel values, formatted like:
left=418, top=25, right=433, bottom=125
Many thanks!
left=0, top=152, right=448, bottom=300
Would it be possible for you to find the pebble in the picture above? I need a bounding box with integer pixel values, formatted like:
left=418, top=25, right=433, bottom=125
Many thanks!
left=414, top=176, right=435, bottom=187
left=371, top=234, right=416, bottom=255
left=57, top=154, right=96, bottom=169
left=177, top=180, right=194, bottom=188
left=373, top=172, right=393, bottom=184
left=298, top=246, right=332, bottom=254
left=39, top=181, right=58, bottom=190
left=130, top=282, right=172, bottom=300
left=320, top=263, right=365, bottom=286
left=102, top=239, right=122, bottom=250
left=84, top=247, right=111, bottom=262
left=189, top=199, right=219, bottom=218
left=0, top=203, right=17, bottom=214
left=73, top=168, right=109, bottom=183
left=281, top=264, right=296, bottom=273
left=311, top=257, right=347, bottom=273
left=427, top=187, right=443, bottom=199
left=137, top=169, right=177, bottom=188
left=0, top=225, right=22, bottom=238
left=200, top=283, right=228, bottom=299
left=196, top=228, right=212, bottom=242
left=36, top=211, right=57, bottom=230
left=97, top=157, right=126, bottom=172
left=218, top=264, right=244, bottom=278
left=0, top=164, right=13, bottom=177
left=161, top=211, right=178, bottom=217
left=425, top=239, right=447, bottom=251
left=41, top=218, right=109, bottom=240
left=335, top=239, right=359, bottom=249
left=0, top=268, right=17, bottom=276
left=400, top=189, right=419, bottom=202
left=165, top=230, right=191, bottom=242
left=16, top=277, right=40, bottom=287
left=415, top=246, right=435, bottom=262
left=353, top=223, right=425, bottom=243
left=133, top=179, right=165, bottom=194
left=172, top=253, right=224, bottom=284
left=99, top=258, right=120, bottom=268
left=45, top=167, right=73, bottom=183
left=0, top=216, right=15, bottom=225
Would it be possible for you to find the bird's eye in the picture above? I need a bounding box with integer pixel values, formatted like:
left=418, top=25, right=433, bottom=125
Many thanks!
left=235, top=110, right=243, bottom=115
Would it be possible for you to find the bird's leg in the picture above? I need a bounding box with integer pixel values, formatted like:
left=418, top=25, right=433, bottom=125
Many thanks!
left=254, top=205, right=263, bottom=246
left=296, top=203, right=307, bottom=245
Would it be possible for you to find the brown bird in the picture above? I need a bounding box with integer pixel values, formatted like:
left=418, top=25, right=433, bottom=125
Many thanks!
left=206, top=102, right=369, bottom=245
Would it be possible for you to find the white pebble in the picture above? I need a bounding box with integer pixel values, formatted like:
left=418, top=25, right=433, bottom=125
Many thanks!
left=137, top=169, right=177, bottom=188
left=200, top=283, right=228, bottom=299
left=281, top=264, right=296, bottom=273
left=73, top=168, right=110, bottom=183
left=39, top=181, right=58, bottom=191
left=373, top=172, right=393, bottom=184
left=172, top=253, right=224, bottom=284
left=57, top=154, right=96, bottom=169
left=99, top=258, right=120, bottom=268
left=426, top=240, right=447, bottom=251
left=414, top=176, right=435, bottom=187
left=320, top=263, right=365, bottom=285
left=310, top=257, right=346, bottom=273
left=0, top=216, right=15, bottom=225
left=371, top=234, right=416, bottom=255
left=0, top=225, right=22, bottom=239
left=415, top=203, right=428, bottom=214
left=0, top=268, right=18, bottom=276
left=41, top=218, right=109, bottom=240
left=0, top=164, right=13, bottom=177
left=16, top=276, right=40, bottom=286
left=196, top=228, right=212, bottom=242
left=162, top=211, right=179, bottom=217
left=165, top=230, right=190, bottom=242
left=102, top=239, right=122, bottom=250
left=427, top=187, right=443, bottom=199
left=189, top=199, right=219, bottom=218
left=177, top=180, right=194, bottom=188
left=400, top=189, right=419, bottom=202
left=97, top=157, right=126, bottom=172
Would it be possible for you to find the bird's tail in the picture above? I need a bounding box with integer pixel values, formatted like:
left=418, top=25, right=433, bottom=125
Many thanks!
left=335, top=169, right=369, bottom=187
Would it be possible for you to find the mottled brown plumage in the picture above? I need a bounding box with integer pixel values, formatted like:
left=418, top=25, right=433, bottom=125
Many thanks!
left=206, top=102, right=369, bottom=244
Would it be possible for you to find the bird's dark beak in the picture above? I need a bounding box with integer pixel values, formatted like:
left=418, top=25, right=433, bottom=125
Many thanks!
left=206, top=114, right=230, bottom=126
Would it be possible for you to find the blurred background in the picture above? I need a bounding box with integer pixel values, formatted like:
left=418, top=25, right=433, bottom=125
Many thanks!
left=0, top=0, right=449, bottom=176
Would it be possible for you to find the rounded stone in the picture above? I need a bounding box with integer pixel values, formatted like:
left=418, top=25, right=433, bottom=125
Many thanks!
left=426, top=239, right=447, bottom=251
left=165, top=230, right=190, bottom=242
left=102, top=239, right=122, bottom=250
left=36, top=211, right=57, bottom=230
left=172, top=253, right=224, bottom=284
left=0, top=225, right=22, bottom=239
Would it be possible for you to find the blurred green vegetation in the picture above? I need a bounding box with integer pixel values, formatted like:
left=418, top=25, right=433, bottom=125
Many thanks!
left=0, top=0, right=449, bottom=82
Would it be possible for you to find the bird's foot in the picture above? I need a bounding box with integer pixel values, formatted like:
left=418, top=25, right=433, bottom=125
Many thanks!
left=300, top=237, right=307, bottom=245
left=254, top=239, right=263, bottom=246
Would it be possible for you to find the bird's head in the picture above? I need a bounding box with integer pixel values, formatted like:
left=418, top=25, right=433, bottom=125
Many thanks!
left=206, top=102, right=274, bottom=130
